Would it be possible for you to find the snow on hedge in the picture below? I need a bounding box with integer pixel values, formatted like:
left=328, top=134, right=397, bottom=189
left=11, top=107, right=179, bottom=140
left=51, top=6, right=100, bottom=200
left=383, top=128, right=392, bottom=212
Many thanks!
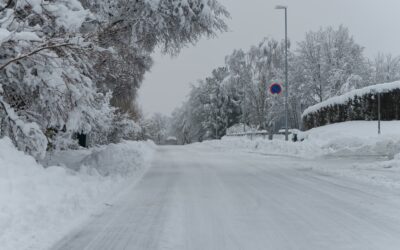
left=0, top=138, right=155, bottom=250
left=302, top=81, right=400, bottom=117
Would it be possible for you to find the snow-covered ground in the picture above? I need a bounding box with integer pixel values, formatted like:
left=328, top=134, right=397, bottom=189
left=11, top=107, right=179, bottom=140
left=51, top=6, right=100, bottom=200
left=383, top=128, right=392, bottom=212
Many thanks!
left=51, top=145, right=400, bottom=250
left=0, top=138, right=155, bottom=250
left=3, top=120, right=400, bottom=250
left=203, top=121, right=400, bottom=188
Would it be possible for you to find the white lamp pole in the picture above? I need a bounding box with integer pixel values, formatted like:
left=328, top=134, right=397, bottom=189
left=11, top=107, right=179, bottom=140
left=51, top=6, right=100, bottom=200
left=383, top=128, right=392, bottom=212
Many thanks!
left=275, top=5, right=289, bottom=141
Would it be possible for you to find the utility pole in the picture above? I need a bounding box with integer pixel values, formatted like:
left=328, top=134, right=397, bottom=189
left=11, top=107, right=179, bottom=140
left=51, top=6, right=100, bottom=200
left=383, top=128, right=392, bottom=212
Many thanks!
left=276, top=5, right=289, bottom=141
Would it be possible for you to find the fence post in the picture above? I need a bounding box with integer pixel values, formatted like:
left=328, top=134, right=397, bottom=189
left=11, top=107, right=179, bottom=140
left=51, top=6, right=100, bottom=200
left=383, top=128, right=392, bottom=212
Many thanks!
left=378, top=92, right=381, bottom=135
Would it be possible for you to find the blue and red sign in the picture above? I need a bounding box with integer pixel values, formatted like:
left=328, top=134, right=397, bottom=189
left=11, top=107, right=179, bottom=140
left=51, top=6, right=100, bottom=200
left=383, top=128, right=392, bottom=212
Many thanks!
left=270, top=83, right=283, bottom=95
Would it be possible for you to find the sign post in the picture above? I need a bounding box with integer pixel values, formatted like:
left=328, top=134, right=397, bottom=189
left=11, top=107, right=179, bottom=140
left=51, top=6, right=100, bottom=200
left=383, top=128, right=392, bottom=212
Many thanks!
left=269, top=82, right=283, bottom=141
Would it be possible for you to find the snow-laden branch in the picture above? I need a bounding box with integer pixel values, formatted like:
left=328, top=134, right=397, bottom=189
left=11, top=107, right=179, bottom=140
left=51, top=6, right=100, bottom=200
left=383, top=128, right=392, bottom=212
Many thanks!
left=0, top=96, right=47, bottom=159
left=0, top=42, right=77, bottom=71
left=0, top=0, right=13, bottom=13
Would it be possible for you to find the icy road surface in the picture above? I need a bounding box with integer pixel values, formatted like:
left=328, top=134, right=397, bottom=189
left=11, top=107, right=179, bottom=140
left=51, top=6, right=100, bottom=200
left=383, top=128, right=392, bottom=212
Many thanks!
left=52, top=145, right=400, bottom=250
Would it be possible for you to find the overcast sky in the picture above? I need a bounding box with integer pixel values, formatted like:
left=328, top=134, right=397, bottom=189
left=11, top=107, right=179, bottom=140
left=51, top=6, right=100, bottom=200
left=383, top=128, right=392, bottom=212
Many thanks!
left=138, top=0, right=400, bottom=116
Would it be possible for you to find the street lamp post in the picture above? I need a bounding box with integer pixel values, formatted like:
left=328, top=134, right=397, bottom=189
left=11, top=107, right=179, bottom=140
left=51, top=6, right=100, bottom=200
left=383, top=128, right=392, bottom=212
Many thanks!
left=275, top=5, right=289, bottom=141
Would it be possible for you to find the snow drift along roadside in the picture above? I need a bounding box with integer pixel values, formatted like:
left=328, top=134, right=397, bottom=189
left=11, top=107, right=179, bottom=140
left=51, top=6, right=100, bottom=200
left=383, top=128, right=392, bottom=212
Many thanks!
left=201, top=121, right=400, bottom=189
left=300, top=121, right=400, bottom=157
left=0, top=138, right=155, bottom=250
left=205, top=121, right=400, bottom=158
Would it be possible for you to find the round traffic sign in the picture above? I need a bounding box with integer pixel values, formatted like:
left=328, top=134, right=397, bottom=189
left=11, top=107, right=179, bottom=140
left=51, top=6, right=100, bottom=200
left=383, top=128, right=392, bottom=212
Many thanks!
left=270, top=83, right=282, bottom=95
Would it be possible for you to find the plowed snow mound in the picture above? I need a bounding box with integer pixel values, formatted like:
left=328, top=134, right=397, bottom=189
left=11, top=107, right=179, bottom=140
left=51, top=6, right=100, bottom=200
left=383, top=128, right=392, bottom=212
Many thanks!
left=205, top=121, right=400, bottom=158
left=0, top=138, right=155, bottom=250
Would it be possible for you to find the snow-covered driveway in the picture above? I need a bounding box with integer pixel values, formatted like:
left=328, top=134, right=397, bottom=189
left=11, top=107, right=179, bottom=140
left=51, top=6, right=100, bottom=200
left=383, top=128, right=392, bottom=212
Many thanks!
left=52, top=145, right=400, bottom=250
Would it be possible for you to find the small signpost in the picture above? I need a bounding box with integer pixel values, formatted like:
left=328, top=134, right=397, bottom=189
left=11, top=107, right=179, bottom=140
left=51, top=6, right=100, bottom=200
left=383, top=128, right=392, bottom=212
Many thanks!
left=268, top=83, right=283, bottom=141
left=270, top=83, right=283, bottom=95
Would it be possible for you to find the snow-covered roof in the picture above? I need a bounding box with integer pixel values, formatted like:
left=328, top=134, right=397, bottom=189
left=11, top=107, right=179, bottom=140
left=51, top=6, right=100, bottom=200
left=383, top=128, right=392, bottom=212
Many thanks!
left=302, top=81, right=400, bottom=118
left=278, top=129, right=300, bottom=134
left=226, top=123, right=258, bottom=135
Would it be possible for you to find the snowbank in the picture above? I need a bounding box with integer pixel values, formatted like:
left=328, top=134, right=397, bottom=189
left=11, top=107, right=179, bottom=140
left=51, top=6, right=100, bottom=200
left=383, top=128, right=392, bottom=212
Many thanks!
left=0, top=138, right=155, bottom=250
left=203, top=121, right=400, bottom=188
left=205, top=121, right=400, bottom=159
left=204, top=135, right=322, bottom=158
left=302, top=80, right=400, bottom=117
left=46, top=140, right=156, bottom=176
left=299, top=121, right=400, bottom=157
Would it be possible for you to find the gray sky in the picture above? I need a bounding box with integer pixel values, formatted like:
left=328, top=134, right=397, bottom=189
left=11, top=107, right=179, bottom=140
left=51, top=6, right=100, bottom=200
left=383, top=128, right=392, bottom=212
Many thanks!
left=138, top=0, right=400, bottom=116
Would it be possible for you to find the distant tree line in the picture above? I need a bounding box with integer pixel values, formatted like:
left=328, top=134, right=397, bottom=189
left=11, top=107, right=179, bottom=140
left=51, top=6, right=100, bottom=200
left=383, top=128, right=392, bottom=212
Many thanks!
left=169, top=26, right=400, bottom=144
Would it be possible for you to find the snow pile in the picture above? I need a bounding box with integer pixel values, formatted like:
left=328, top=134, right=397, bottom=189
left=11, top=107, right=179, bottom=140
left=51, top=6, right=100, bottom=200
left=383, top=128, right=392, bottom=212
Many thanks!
left=299, top=121, right=400, bottom=157
left=0, top=138, right=155, bottom=250
left=302, top=81, right=400, bottom=117
left=205, top=121, right=400, bottom=159
left=204, top=135, right=323, bottom=158
left=202, top=121, right=400, bottom=188
left=48, top=141, right=156, bottom=176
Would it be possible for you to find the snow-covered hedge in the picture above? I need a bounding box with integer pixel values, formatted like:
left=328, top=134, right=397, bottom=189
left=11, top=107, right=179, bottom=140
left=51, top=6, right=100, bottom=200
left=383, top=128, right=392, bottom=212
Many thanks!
left=302, top=81, right=400, bottom=130
left=0, top=137, right=155, bottom=250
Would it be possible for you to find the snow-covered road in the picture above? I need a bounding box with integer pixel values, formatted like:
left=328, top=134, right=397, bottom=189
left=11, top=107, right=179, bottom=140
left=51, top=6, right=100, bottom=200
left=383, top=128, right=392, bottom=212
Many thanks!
left=52, top=145, right=400, bottom=250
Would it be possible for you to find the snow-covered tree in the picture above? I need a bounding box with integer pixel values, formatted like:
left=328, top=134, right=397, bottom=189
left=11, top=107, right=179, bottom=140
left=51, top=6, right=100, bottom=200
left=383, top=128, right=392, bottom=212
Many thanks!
left=243, top=38, right=286, bottom=130
left=81, top=0, right=229, bottom=117
left=370, top=53, right=400, bottom=84
left=296, top=26, right=366, bottom=103
left=171, top=38, right=289, bottom=141
left=0, top=0, right=113, bottom=158
left=142, top=113, right=169, bottom=144
left=169, top=104, right=198, bottom=144
left=0, top=0, right=229, bottom=158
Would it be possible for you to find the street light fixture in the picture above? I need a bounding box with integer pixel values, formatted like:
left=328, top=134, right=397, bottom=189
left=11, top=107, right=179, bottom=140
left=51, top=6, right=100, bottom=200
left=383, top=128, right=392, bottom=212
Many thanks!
left=275, top=5, right=289, bottom=141
left=275, top=5, right=287, bottom=10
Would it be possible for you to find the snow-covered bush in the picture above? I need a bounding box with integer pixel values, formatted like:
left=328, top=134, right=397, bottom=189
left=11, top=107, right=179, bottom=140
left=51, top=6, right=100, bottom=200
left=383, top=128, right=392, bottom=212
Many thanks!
left=302, top=81, right=400, bottom=130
